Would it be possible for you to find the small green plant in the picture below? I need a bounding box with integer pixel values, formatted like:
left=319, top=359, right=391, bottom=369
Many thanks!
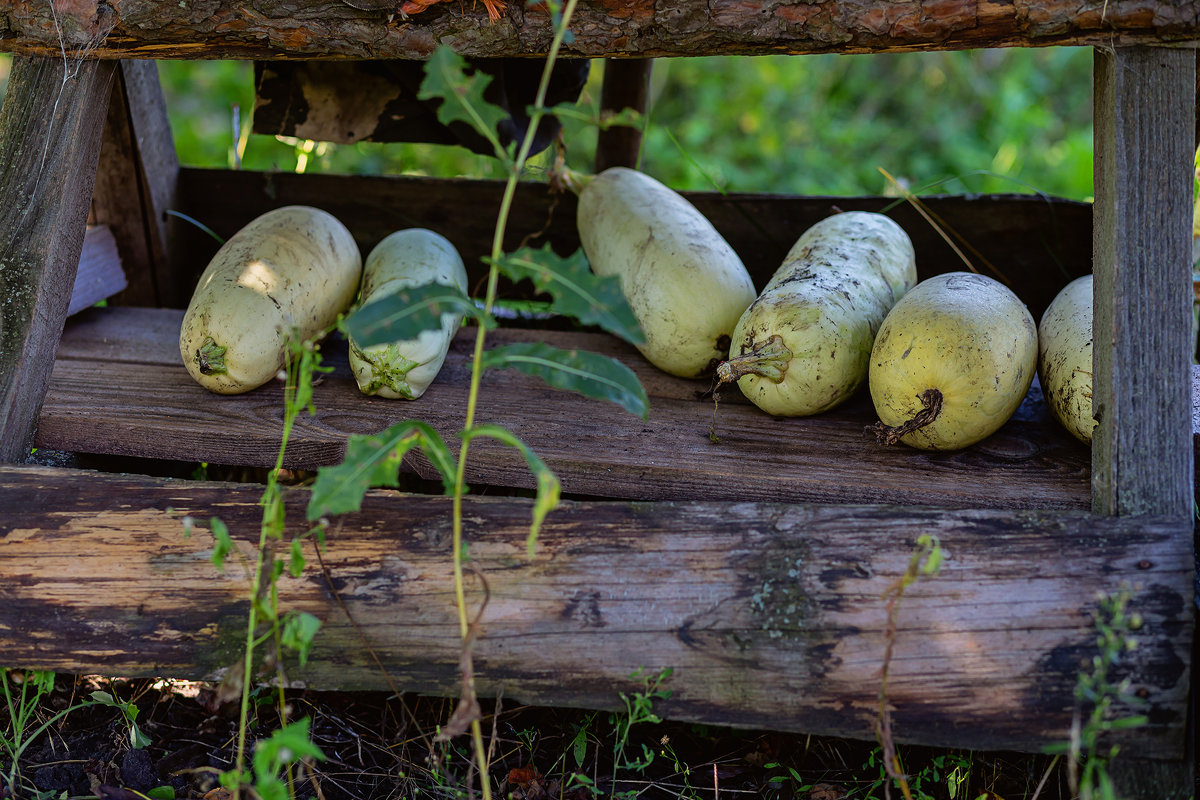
left=304, top=3, right=646, bottom=797
left=1046, top=585, right=1147, bottom=800
left=1, top=671, right=148, bottom=798
left=186, top=332, right=332, bottom=800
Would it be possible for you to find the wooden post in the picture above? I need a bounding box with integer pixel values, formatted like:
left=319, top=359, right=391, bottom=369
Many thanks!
left=0, top=57, right=117, bottom=463
left=1092, top=46, right=1195, bottom=520
left=594, top=59, right=652, bottom=172
left=91, top=60, right=180, bottom=308
left=1091, top=45, right=1196, bottom=793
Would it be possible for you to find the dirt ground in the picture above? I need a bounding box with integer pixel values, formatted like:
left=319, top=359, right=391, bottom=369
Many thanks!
left=0, top=676, right=1080, bottom=800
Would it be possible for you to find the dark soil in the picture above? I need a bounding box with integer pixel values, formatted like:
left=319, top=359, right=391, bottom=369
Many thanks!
left=1, top=676, right=1074, bottom=800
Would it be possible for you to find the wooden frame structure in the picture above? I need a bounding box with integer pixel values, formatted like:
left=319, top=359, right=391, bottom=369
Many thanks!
left=0, top=0, right=1196, bottom=788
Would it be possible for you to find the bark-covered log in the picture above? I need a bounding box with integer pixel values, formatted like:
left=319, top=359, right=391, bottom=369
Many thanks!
left=0, top=0, right=1197, bottom=60
left=0, top=463, right=1191, bottom=757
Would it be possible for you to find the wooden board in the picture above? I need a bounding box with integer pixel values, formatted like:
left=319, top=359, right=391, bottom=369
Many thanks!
left=0, top=56, right=117, bottom=463
left=0, top=463, right=1190, bottom=757
left=1092, top=47, right=1196, bottom=520
left=36, top=306, right=1093, bottom=510
left=0, top=0, right=1196, bottom=59
left=169, top=168, right=1094, bottom=321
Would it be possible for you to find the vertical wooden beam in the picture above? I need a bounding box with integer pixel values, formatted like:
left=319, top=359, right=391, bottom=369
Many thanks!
left=1092, top=46, right=1195, bottom=520
left=594, top=59, right=652, bottom=172
left=91, top=60, right=180, bottom=308
left=0, top=57, right=117, bottom=463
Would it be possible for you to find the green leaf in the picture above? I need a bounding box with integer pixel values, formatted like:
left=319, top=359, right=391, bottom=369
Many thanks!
left=418, top=46, right=509, bottom=161
left=480, top=342, right=649, bottom=419
left=281, top=611, right=322, bottom=667
left=147, top=786, right=177, bottom=800
left=209, top=517, right=233, bottom=570
left=344, top=282, right=492, bottom=349
left=543, top=102, right=643, bottom=132
left=306, top=420, right=457, bottom=520
left=491, top=246, right=645, bottom=345
left=288, top=537, right=306, bottom=578
left=130, top=721, right=152, bottom=750
left=463, top=424, right=560, bottom=555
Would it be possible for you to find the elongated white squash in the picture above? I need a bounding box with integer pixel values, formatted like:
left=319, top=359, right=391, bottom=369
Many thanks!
left=1038, top=274, right=1095, bottom=444
left=717, top=212, right=916, bottom=416
left=575, top=167, right=756, bottom=378
left=348, top=228, right=468, bottom=399
left=868, top=271, right=1037, bottom=451
left=179, top=206, right=362, bottom=394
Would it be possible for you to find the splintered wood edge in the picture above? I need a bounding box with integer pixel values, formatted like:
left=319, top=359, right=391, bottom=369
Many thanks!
left=0, top=464, right=1191, bottom=758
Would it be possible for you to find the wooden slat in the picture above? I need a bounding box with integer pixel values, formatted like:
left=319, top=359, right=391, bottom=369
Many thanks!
left=68, top=226, right=127, bottom=317
left=170, top=168, right=1094, bottom=321
left=0, top=463, right=1190, bottom=756
left=0, top=56, right=117, bottom=463
left=91, top=60, right=181, bottom=308
left=37, top=306, right=1092, bottom=510
left=0, top=0, right=1196, bottom=59
left=594, top=59, right=652, bottom=172
left=1092, top=47, right=1196, bottom=519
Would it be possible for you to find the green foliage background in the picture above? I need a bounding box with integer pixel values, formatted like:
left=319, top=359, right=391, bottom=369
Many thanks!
left=0, top=47, right=1093, bottom=200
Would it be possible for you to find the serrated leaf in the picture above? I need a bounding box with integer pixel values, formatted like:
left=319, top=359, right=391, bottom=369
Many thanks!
left=418, top=46, right=509, bottom=161
left=345, top=282, right=492, bottom=349
left=480, top=343, right=648, bottom=419
left=463, top=424, right=560, bottom=555
left=307, top=421, right=456, bottom=520
left=492, top=246, right=644, bottom=345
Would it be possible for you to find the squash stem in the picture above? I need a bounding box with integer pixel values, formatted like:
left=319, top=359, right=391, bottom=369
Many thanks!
left=716, top=335, right=792, bottom=385
left=869, top=388, right=945, bottom=446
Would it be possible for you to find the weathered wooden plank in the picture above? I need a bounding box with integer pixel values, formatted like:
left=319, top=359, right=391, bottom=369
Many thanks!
left=0, top=57, right=118, bottom=463
left=594, top=59, right=652, bottom=172
left=91, top=60, right=181, bottom=308
left=170, top=167, right=1094, bottom=320
left=67, top=226, right=126, bottom=317
left=0, top=463, right=1190, bottom=757
left=0, top=0, right=1197, bottom=59
left=37, top=306, right=1092, bottom=510
left=1092, top=47, right=1196, bottom=519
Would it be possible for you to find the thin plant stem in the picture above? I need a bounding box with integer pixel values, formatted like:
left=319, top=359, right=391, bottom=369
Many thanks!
left=448, top=3, right=581, bottom=797
left=233, top=337, right=309, bottom=800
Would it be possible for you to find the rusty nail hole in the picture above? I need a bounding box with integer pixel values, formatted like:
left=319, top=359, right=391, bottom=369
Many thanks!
left=1136, top=560, right=1153, bottom=569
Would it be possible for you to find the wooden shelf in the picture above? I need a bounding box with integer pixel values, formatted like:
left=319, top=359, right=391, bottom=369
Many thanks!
left=0, top=0, right=1196, bottom=59
left=38, top=306, right=1092, bottom=510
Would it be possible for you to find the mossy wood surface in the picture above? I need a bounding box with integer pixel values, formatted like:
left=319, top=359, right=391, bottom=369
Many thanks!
left=38, top=306, right=1093, bottom=510
left=0, top=56, right=116, bottom=462
left=167, top=168, right=1093, bottom=316
left=0, top=0, right=1197, bottom=59
left=0, top=463, right=1191, bottom=756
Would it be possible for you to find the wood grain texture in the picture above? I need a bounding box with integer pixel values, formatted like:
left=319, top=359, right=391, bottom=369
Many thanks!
left=1092, top=47, right=1196, bottom=519
left=37, top=306, right=1092, bottom=510
left=0, top=57, right=117, bottom=463
left=91, top=60, right=181, bottom=307
left=0, top=0, right=1197, bottom=59
left=68, top=226, right=126, bottom=317
left=0, top=463, right=1190, bottom=756
left=169, top=167, right=1094, bottom=321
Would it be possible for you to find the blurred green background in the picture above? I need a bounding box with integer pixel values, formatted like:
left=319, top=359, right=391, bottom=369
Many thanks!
left=0, top=47, right=1093, bottom=200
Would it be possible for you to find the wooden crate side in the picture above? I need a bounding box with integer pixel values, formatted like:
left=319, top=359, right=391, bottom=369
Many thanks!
left=0, top=57, right=117, bottom=463
left=0, top=1, right=1197, bottom=59
left=169, top=168, right=1093, bottom=319
left=0, top=463, right=1190, bottom=757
